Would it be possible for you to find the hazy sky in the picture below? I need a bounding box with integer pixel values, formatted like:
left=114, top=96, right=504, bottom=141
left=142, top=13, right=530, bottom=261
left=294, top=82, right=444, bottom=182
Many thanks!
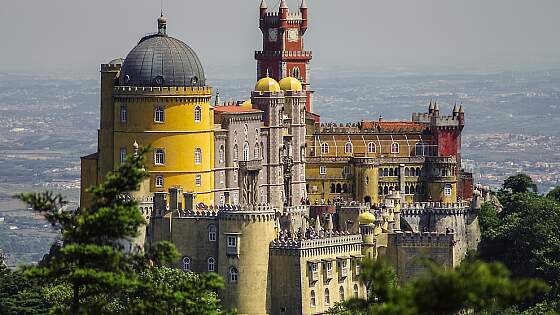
left=2, top=0, right=560, bottom=76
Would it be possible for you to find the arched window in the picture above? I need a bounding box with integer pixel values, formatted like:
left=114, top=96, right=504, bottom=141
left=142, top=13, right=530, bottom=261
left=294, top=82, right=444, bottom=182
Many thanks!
left=310, top=290, right=316, bottom=308
left=233, top=144, right=238, bottom=161
left=182, top=256, right=191, bottom=271
left=330, top=183, right=336, bottom=193
left=389, top=168, right=394, bottom=177
left=261, top=142, right=265, bottom=159
left=229, top=267, right=238, bottom=283
left=154, top=106, right=165, bottom=123
left=219, top=145, right=224, bottom=164
left=383, top=168, right=389, bottom=177
left=416, top=167, right=421, bottom=176
left=292, top=66, right=300, bottom=78
left=405, top=186, right=410, bottom=194
left=367, top=142, right=376, bottom=153
left=243, top=142, right=249, bottom=161
left=194, top=148, right=202, bottom=165
left=378, top=186, right=383, bottom=195
left=339, top=286, right=345, bottom=301
left=415, top=142, right=425, bottom=156
left=411, top=185, right=416, bottom=194
left=194, top=106, right=201, bottom=123
left=391, top=142, right=399, bottom=154
left=120, top=147, right=127, bottom=164
left=324, top=288, right=330, bottom=306
left=353, top=284, right=359, bottom=298
left=320, top=142, right=329, bottom=154
left=207, top=257, right=215, bottom=272
left=384, top=186, right=389, bottom=195
left=336, top=183, right=342, bottom=193
left=405, top=168, right=410, bottom=176
left=208, top=224, right=216, bottom=242
left=154, top=149, right=165, bottom=165
left=254, top=143, right=260, bottom=160
left=343, top=184, right=348, bottom=193
left=344, top=142, right=353, bottom=154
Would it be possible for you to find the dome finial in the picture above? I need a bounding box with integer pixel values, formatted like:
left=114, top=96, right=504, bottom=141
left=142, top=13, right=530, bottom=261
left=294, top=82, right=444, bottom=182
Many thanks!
left=157, top=11, right=167, bottom=35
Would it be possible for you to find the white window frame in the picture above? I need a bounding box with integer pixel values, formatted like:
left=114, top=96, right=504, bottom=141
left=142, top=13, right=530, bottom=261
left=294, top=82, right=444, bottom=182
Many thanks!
left=243, top=142, right=249, bottom=161
left=367, top=142, right=376, bottom=153
left=310, top=290, right=316, bottom=308
left=391, top=142, right=400, bottom=154
left=120, top=147, right=126, bottom=164
left=353, top=284, right=359, bottom=298
left=227, top=235, right=237, bottom=248
left=320, top=142, right=329, bottom=154
left=194, top=148, right=202, bottom=165
left=319, top=165, right=326, bottom=175
left=120, top=105, right=127, bottom=123
left=194, top=106, right=201, bottom=123
left=195, top=174, right=202, bottom=186
left=207, top=257, right=215, bottom=272
left=229, top=267, right=238, bottom=283
left=324, top=288, right=330, bottom=306
left=444, top=185, right=452, bottom=196
left=219, top=145, right=224, bottom=164
left=154, top=106, right=165, bottom=123
left=182, top=256, right=191, bottom=272
left=339, top=286, right=345, bottom=301
left=155, top=175, right=164, bottom=188
left=344, top=142, right=353, bottom=154
left=208, top=225, right=217, bottom=242
left=254, top=143, right=260, bottom=160
left=154, top=149, right=165, bottom=165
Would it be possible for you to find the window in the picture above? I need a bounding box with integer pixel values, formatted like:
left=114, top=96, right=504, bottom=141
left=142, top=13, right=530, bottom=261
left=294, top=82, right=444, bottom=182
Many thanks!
left=120, top=147, right=126, bottom=164
left=320, top=142, right=329, bottom=154
left=339, top=286, right=345, bottom=301
left=219, top=171, right=224, bottom=184
left=367, top=142, right=376, bottom=153
left=154, top=149, right=165, bottom=165
left=207, top=257, right=215, bottom=272
left=234, top=170, right=238, bottom=183
left=310, top=290, right=316, bottom=308
left=261, top=142, right=265, bottom=159
left=415, top=142, right=425, bottom=156
left=254, top=143, right=260, bottom=160
left=391, top=142, right=399, bottom=154
left=120, top=105, right=127, bottom=123
left=194, top=106, right=201, bottom=123
left=292, top=66, right=300, bottom=78
left=353, top=284, right=359, bottom=298
left=194, top=148, right=202, bottom=165
left=155, top=175, right=164, bottom=188
left=229, top=267, right=238, bottom=283
left=243, top=142, right=249, bottom=161
left=195, top=174, right=202, bottom=186
left=219, top=145, right=224, bottom=164
left=208, top=225, right=217, bottom=242
left=444, top=184, right=452, bottom=196
left=219, top=194, right=225, bottom=206
left=344, top=142, right=353, bottom=154
left=227, top=235, right=237, bottom=248
left=154, top=106, right=165, bottom=123
left=319, top=165, right=326, bottom=175
left=326, top=261, right=333, bottom=278
left=233, top=144, right=239, bottom=161
left=182, top=256, right=191, bottom=271
left=324, top=288, right=330, bottom=306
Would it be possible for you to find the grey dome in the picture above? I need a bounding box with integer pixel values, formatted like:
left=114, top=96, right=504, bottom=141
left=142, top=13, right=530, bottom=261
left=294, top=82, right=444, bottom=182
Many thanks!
left=119, top=33, right=206, bottom=87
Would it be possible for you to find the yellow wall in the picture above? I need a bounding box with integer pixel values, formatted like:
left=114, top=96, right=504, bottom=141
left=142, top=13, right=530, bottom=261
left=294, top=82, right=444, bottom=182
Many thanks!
left=80, top=156, right=98, bottom=208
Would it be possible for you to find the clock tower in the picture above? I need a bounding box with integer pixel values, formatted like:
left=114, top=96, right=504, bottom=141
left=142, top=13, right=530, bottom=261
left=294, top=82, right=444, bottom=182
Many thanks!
left=256, top=0, right=316, bottom=116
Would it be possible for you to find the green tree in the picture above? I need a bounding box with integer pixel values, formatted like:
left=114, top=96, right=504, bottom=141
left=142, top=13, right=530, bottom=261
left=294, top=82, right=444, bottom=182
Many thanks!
left=0, top=249, right=6, bottom=271
left=16, top=149, right=229, bottom=314
left=327, top=259, right=548, bottom=315
left=0, top=269, right=51, bottom=315
left=546, top=186, right=560, bottom=203
left=502, top=174, right=538, bottom=194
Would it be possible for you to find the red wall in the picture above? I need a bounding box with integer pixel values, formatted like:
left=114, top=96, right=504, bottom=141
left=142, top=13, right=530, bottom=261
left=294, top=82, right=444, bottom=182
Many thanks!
left=437, top=129, right=458, bottom=157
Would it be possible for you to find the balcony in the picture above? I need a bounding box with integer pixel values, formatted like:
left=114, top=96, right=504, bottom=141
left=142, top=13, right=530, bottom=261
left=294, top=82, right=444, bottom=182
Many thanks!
left=238, top=159, right=262, bottom=171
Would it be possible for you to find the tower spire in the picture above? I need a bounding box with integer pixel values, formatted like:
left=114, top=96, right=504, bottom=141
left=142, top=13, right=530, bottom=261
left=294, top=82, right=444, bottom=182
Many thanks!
left=260, top=0, right=267, bottom=9
left=279, top=0, right=288, bottom=9
left=157, top=13, right=167, bottom=35
left=300, top=0, right=308, bottom=9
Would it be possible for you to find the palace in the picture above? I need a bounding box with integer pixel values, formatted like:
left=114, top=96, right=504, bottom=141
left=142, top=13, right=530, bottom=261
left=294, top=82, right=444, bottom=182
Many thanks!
left=80, top=1, right=481, bottom=314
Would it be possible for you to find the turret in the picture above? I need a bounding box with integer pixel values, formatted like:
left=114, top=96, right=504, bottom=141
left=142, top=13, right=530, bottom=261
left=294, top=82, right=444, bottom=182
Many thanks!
left=458, top=105, right=465, bottom=125
left=300, top=0, right=308, bottom=33
left=433, top=101, right=440, bottom=117
left=279, top=0, right=288, bottom=28
left=428, top=101, right=434, bottom=114
left=260, top=0, right=267, bottom=18
left=452, top=103, right=459, bottom=118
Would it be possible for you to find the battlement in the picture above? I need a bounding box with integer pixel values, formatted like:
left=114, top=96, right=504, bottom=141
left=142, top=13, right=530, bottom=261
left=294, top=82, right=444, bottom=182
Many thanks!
left=412, top=112, right=463, bottom=128
left=113, top=85, right=212, bottom=97
left=255, top=50, right=312, bottom=60
left=400, top=202, right=470, bottom=215
left=425, top=156, right=457, bottom=164
left=270, top=232, right=362, bottom=250
left=394, top=231, right=455, bottom=246
left=101, top=63, right=121, bottom=72
left=216, top=204, right=276, bottom=221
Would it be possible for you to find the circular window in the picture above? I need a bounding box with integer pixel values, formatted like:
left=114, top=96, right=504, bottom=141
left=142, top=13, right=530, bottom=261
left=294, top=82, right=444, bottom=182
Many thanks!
left=153, top=76, right=165, bottom=85
left=191, top=76, right=199, bottom=85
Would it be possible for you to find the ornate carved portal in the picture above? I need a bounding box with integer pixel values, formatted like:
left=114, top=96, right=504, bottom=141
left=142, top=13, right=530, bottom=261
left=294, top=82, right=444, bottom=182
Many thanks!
left=239, top=160, right=262, bottom=205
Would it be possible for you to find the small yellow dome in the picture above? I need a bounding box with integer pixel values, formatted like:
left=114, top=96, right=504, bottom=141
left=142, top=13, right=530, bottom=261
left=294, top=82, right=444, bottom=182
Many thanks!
left=358, top=211, right=375, bottom=225
left=279, top=76, right=303, bottom=92
left=255, top=77, right=280, bottom=92
left=240, top=99, right=252, bottom=109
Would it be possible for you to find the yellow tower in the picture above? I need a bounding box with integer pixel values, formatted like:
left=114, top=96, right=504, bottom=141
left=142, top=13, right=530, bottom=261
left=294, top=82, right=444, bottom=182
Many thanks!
left=81, top=15, right=215, bottom=207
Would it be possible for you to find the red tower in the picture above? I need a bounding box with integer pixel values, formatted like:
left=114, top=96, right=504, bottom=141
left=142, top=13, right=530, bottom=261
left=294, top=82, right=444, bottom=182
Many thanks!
left=256, top=0, right=316, bottom=115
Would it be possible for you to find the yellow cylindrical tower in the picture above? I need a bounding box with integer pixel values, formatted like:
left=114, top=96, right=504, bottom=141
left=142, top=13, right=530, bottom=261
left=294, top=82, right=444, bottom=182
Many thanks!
left=359, top=211, right=376, bottom=260
left=217, top=205, right=276, bottom=314
left=355, top=159, right=379, bottom=204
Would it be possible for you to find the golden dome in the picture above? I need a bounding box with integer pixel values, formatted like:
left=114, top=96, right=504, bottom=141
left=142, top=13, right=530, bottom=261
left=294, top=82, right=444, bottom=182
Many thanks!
left=279, top=76, right=303, bottom=92
left=240, top=99, right=252, bottom=109
left=255, top=77, right=280, bottom=92
left=358, top=211, right=375, bottom=225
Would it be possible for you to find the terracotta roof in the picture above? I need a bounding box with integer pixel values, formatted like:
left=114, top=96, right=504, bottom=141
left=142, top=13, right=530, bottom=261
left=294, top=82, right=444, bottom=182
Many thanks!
left=359, top=121, right=428, bottom=133
left=213, top=106, right=262, bottom=114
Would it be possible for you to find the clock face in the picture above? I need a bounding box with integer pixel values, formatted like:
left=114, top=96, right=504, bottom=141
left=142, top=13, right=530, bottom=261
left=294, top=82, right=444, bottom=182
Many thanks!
left=268, top=28, right=278, bottom=42
left=288, top=29, right=299, bottom=42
